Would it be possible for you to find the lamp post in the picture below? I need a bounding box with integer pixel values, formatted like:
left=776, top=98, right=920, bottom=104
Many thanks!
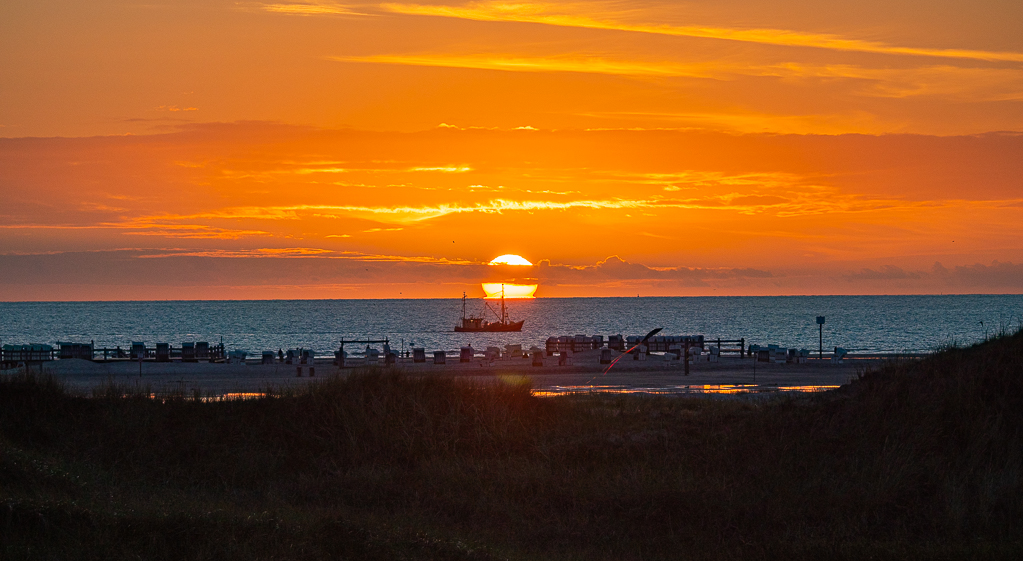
left=816, top=316, right=826, bottom=361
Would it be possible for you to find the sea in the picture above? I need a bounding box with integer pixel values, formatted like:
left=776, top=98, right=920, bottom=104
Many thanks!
left=2, top=295, right=1021, bottom=357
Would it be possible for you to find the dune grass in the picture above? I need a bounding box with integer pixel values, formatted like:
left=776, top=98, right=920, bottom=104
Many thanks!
left=2, top=330, right=1022, bottom=560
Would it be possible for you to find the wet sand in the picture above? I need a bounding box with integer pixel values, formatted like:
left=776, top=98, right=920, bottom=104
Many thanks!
left=20, top=348, right=891, bottom=396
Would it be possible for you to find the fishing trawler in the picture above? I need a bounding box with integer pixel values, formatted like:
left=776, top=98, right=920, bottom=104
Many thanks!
left=454, top=286, right=524, bottom=332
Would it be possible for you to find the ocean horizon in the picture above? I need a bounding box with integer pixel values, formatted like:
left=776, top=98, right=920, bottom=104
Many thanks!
left=3, top=295, right=1022, bottom=356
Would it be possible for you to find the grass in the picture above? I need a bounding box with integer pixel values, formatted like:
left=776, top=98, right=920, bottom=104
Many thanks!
left=2, top=329, right=1022, bottom=560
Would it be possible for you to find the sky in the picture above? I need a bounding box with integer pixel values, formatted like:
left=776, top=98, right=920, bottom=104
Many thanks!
left=1, top=0, right=1022, bottom=299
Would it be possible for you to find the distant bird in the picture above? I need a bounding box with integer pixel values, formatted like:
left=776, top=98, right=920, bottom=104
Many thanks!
left=603, top=327, right=662, bottom=375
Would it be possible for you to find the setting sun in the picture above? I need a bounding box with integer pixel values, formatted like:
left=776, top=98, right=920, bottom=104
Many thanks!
left=484, top=255, right=538, bottom=297
left=489, top=255, right=533, bottom=266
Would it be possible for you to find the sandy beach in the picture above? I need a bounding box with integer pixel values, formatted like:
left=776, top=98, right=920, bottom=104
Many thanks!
left=22, top=349, right=883, bottom=396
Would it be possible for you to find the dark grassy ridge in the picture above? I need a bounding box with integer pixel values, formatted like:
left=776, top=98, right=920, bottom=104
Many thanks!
left=2, top=330, right=1022, bottom=560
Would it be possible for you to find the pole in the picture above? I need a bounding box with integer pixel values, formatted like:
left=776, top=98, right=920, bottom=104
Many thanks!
left=819, top=323, right=823, bottom=361
left=816, top=316, right=825, bottom=361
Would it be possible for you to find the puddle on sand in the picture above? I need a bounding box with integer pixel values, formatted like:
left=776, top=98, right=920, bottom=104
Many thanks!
left=532, top=384, right=840, bottom=397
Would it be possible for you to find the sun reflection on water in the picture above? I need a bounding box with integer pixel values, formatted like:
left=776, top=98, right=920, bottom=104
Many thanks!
left=531, top=385, right=840, bottom=397
left=482, top=282, right=538, bottom=298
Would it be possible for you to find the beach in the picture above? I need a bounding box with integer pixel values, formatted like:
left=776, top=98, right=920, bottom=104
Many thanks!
left=30, top=350, right=874, bottom=396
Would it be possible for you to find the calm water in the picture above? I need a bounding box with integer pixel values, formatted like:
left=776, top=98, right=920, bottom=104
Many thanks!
left=1, top=296, right=1021, bottom=356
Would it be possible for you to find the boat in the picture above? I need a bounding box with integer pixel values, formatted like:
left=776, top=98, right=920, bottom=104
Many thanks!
left=454, top=286, right=524, bottom=332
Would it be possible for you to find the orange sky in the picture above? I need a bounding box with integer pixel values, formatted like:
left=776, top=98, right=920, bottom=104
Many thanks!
left=1, top=1, right=1022, bottom=299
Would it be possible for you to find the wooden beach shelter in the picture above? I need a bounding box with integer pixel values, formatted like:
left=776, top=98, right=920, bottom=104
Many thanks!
left=2, top=344, right=54, bottom=371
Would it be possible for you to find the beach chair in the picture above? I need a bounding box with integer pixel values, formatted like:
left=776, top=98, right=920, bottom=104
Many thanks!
left=130, top=342, right=146, bottom=361
left=832, top=347, right=848, bottom=363
left=365, top=349, right=379, bottom=365
left=156, top=343, right=170, bottom=362
left=195, top=342, right=210, bottom=362
left=181, top=342, right=196, bottom=362
left=558, top=350, right=573, bottom=366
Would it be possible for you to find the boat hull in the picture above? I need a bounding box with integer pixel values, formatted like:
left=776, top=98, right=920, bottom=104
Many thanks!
left=454, top=320, right=524, bottom=332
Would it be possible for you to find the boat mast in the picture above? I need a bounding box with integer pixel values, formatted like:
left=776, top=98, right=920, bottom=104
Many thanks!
left=501, top=284, right=507, bottom=324
left=462, top=291, right=467, bottom=320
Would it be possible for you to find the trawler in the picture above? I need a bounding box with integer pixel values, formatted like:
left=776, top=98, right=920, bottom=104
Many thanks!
left=454, top=286, right=524, bottom=332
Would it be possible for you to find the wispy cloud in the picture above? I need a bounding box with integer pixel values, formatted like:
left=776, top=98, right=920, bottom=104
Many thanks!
left=409, top=166, right=473, bottom=172
left=117, top=224, right=272, bottom=240
left=843, top=265, right=921, bottom=281
left=535, top=255, right=774, bottom=287
left=214, top=160, right=475, bottom=179
left=103, top=195, right=1019, bottom=233
left=380, top=1, right=1023, bottom=62
left=261, top=2, right=367, bottom=15
left=332, top=54, right=1023, bottom=104
left=766, top=63, right=1023, bottom=101
left=580, top=108, right=897, bottom=135
left=331, top=53, right=724, bottom=78
left=137, top=247, right=475, bottom=264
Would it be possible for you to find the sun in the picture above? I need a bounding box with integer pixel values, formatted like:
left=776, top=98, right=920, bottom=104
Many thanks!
left=484, top=254, right=537, bottom=298
left=489, top=254, right=533, bottom=266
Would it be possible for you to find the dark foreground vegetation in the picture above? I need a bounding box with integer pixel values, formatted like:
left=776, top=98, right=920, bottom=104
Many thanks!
left=2, top=331, right=1022, bottom=560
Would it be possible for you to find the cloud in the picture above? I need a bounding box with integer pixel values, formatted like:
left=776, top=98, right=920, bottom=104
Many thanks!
left=535, top=255, right=773, bottom=287
left=4, top=125, right=1022, bottom=282
left=936, top=261, right=1023, bottom=288
left=11, top=192, right=1016, bottom=238
left=116, top=200, right=655, bottom=224
left=330, top=53, right=722, bottom=78
left=119, top=225, right=272, bottom=240
left=842, top=261, right=1023, bottom=289
left=578, top=109, right=890, bottom=135
left=770, top=64, right=1023, bottom=101
left=260, top=2, right=367, bottom=15
left=380, top=1, right=1023, bottom=62
left=0, top=250, right=775, bottom=298
left=3, top=248, right=1020, bottom=299
left=843, top=265, right=921, bottom=281
left=133, top=248, right=468, bottom=263
left=332, top=54, right=1023, bottom=104
left=0, top=249, right=481, bottom=291
left=409, top=166, right=472, bottom=172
